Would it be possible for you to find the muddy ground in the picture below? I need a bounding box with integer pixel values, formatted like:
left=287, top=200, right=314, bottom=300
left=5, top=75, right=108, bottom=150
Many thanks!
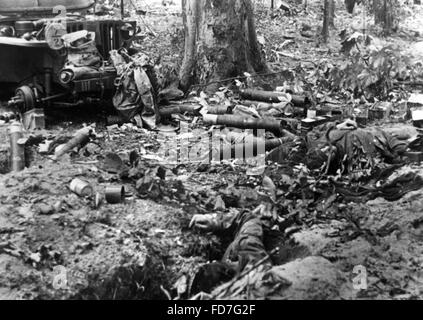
left=1, top=0, right=423, bottom=300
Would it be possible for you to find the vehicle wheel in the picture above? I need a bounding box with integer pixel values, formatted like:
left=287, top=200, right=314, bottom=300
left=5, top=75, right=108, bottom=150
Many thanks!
left=13, top=85, right=36, bottom=113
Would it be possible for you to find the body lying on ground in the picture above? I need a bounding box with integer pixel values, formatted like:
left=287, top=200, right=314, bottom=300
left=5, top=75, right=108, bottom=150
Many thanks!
left=188, top=120, right=416, bottom=297
left=189, top=209, right=270, bottom=296
left=268, top=119, right=409, bottom=178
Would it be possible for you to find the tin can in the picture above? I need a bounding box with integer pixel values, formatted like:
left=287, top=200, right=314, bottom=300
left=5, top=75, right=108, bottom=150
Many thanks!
left=70, top=178, right=93, bottom=197
left=105, top=186, right=125, bottom=204
left=8, top=121, right=25, bottom=172
left=306, top=109, right=317, bottom=119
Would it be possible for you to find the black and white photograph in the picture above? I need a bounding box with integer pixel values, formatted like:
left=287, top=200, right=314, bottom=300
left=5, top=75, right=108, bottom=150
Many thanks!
left=0, top=0, right=422, bottom=307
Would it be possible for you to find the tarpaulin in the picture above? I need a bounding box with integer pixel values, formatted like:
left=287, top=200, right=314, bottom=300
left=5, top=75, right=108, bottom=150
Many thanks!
left=110, top=50, right=159, bottom=128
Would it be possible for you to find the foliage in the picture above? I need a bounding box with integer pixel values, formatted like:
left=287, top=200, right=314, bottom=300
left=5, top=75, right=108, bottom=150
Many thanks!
left=364, top=0, right=416, bottom=33
left=313, top=32, right=420, bottom=99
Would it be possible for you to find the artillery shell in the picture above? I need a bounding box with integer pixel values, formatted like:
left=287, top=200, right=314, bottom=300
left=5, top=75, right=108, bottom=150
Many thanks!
left=8, top=122, right=25, bottom=172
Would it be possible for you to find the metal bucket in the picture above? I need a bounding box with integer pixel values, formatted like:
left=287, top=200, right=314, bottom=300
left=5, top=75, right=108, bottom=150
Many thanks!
left=105, top=185, right=125, bottom=204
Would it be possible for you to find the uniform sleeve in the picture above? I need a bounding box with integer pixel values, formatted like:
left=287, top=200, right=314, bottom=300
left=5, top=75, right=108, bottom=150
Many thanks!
left=387, top=134, right=408, bottom=155
left=372, top=129, right=408, bottom=161
left=216, top=211, right=269, bottom=268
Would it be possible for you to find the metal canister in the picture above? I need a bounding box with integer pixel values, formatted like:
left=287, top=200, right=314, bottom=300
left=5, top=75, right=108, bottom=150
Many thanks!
left=0, top=123, right=9, bottom=174
left=8, top=121, right=25, bottom=172
left=70, top=178, right=94, bottom=197
left=14, top=21, right=34, bottom=37
left=105, top=186, right=125, bottom=204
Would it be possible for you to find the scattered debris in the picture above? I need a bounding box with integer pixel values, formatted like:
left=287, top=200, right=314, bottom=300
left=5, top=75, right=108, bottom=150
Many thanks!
left=1, top=0, right=423, bottom=302
left=53, top=126, right=95, bottom=160
left=70, top=178, right=94, bottom=197
left=8, top=121, right=25, bottom=172
left=105, top=185, right=126, bottom=204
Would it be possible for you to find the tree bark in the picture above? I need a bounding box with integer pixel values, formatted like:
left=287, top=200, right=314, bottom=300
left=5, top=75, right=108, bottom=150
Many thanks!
left=373, top=0, right=396, bottom=34
left=322, top=0, right=330, bottom=42
left=179, top=0, right=268, bottom=91
left=345, top=0, right=357, bottom=14
left=328, top=0, right=335, bottom=28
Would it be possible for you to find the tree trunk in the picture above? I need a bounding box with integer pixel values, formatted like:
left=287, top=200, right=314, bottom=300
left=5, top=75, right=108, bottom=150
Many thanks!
left=345, top=0, right=357, bottom=14
left=179, top=0, right=268, bottom=91
left=373, top=0, right=396, bottom=34
left=322, top=0, right=330, bottom=42
left=328, top=0, right=335, bottom=28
